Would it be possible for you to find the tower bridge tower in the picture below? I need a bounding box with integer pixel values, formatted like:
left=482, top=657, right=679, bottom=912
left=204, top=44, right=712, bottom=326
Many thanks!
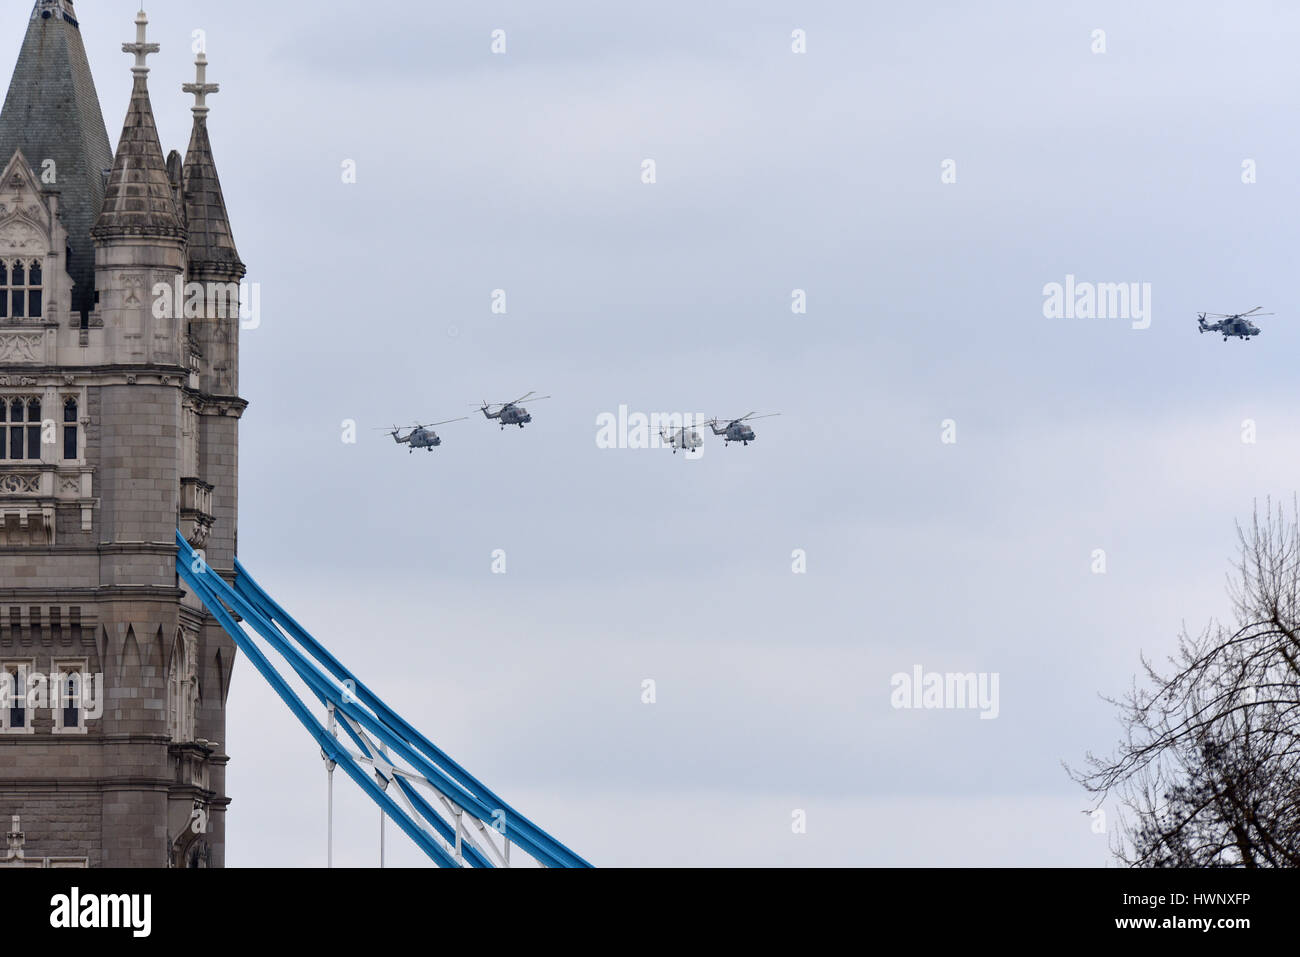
left=0, top=2, right=244, bottom=867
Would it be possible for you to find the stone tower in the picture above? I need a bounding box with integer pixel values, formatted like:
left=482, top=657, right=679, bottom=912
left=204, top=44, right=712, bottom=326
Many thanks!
left=0, top=2, right=244, bottom=868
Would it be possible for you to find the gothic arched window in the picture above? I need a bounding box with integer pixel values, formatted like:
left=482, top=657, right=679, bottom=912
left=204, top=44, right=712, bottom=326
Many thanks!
left=0, top=397, right=40, bottom=461
left=26, top=399, right=40, bottom=459
left=0, top=259, right=42, bottom=319
left=3, top=663, right=26, bottom=730
left=63, top=398, right=78, bottom=461
left=167, top=633, right=196, bottom=742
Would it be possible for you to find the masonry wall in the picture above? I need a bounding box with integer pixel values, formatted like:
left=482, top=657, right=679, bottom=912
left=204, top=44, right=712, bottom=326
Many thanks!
left=0, top=8, right=243, bottom=865
left=95, top=385, right=181, bottom=549
left=0, top=788, right=103, bottom=866
left=198, top=412, right=237, bottom=572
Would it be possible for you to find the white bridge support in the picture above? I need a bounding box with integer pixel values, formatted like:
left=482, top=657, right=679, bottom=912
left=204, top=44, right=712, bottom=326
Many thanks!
left=320, top=711, right=516, bottom=868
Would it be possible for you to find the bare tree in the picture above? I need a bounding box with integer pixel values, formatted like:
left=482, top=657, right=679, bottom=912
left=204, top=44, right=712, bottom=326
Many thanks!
left=1071, top=498, right=1300, bottom=867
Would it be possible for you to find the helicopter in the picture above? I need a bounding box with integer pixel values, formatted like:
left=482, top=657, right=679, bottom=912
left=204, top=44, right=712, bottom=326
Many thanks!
left=479, top=392, right=550, bottom=429
left=659, top=424, right=704, bottom=454
left=1198, top=307, right=1273, bottom=341
left=707, top=412, right=780, bottom=447
left=379, top=418, right=467, bottom=453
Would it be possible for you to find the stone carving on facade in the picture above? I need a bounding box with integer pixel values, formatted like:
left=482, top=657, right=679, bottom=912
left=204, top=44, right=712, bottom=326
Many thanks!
left=180, top=477, right=215, bottom=549
left=0, top=504, right=53, bottom=545
left=117, top=271, right=146, bottom=306
left=0, top=218, right=42, bottom=251
left=184, top=516, right=212, bottom=549
left=0, top=474, right=39, bottom=494
left=0, top=333, right=42, bottom=363
left=175, top=836, right=211, bottom=869
left=0, top=815, right=87, bottom=869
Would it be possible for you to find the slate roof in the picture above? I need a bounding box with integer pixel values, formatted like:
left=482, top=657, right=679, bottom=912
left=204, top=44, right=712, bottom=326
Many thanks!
left=183, top=117, right=242, bottom=276
left=0, top=1, right=114, bottom=319
left=92, top=71, right=185, bottom=242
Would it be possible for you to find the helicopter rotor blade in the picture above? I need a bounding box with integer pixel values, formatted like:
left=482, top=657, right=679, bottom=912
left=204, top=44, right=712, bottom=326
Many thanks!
left=375, top=420, right=465, bottom=432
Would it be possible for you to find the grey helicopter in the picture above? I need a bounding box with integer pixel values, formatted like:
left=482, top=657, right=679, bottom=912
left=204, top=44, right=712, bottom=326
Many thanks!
left=380, top=418, right=467, bottom=452
left=1198, top=306, right=1272, bottom=341
left=479, top=392, right=550, bottom=429
left=659, top=424, right=704, bottom=454
left=707, top=412, right=780, bottom=447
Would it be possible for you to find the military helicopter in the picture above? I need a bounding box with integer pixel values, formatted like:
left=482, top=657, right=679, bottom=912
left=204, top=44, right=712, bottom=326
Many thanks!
left=1198, top=307, right=1273, bottom=341
left=707, top=412, right=780, bottom=447
left=378, top=418, right=467, bottom=453
left=659, top=424, right=704, bottom=454
left=479, top=392, right=550, bottom=429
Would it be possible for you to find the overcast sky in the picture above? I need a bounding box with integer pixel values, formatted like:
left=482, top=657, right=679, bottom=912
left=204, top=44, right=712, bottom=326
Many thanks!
left=11, top=0, right=1300, bottom=866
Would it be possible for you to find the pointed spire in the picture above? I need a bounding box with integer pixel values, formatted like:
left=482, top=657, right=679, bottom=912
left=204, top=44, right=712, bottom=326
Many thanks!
left=182, top=52, right=243, bottom=277
left=0, top=1, right=114, bottom=320
left=92, top=9, right=184, bottom=241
